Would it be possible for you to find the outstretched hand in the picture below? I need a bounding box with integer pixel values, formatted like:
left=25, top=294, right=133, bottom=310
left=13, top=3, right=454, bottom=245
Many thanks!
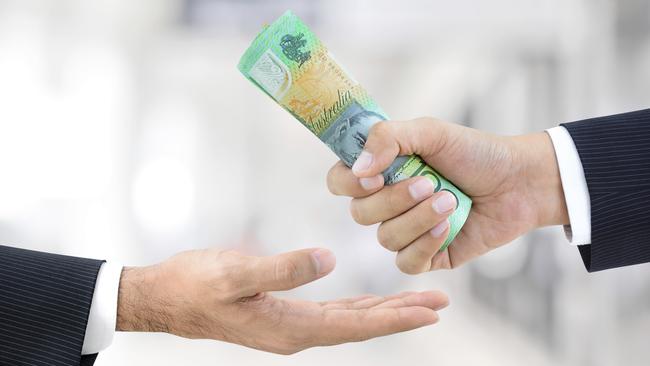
left=116, top=248, right=448, bottom=354
left=327, top=117, right=569, bottom=274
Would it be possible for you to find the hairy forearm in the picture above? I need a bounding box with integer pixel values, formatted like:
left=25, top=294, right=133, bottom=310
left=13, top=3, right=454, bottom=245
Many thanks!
left=513, top=132, right=569, bottom=228
left=116, top=266, right=172, bottom=333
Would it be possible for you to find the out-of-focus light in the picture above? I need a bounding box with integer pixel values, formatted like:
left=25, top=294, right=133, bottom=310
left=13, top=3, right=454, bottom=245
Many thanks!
left=132, top=158, right=195, bottom=235
left=0, top=14, right=128, bottom=218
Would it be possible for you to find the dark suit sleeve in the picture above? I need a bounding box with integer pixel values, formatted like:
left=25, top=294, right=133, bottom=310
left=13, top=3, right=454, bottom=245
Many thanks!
left=561, top=108, right=650, bottom=272
left=0, top=245, right=104, bottom=366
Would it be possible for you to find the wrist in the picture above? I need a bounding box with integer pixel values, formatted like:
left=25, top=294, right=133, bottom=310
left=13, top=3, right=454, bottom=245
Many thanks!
left=116, top=265, right=172, bottom=333
left=513, top=132, right=569, bottom=228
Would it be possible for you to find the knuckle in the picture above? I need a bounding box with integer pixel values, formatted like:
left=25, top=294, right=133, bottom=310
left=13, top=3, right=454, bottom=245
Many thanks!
left=217, top=275, right=242, bottom=300
left=215, top=249, right=242, bottom=265
left=368, top=120, right=391, bottom=140
left=382, top=186, right=400, bottom=211
left=415, top=217, right=434, bottom=235
left=412, top=243, right=433, bottom=260
left=349, top=200, right=371, bottom=225
left=276, top=257, right=302, bottom=285
left=326, top=166, right=342, bottom=195
left=396, top=256, right=422, bottom=275
left=412, top=117, right=446, bottom=139
left=212, top=251, right=245, bottom=296
left=376, top=224, right=399, bottom=251
left=417, top=200, right=441, bottom=230
left=211, top=251, right=267, bottom=301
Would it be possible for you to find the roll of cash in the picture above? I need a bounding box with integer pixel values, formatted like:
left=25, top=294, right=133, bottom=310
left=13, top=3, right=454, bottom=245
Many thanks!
left=238, top=11, right=471, bottom=250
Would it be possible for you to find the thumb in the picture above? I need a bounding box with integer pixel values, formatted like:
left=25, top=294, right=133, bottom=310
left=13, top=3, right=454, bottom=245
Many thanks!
left=247, top=248, right=336, bottom=293
left=351, top=119, right=449, bottom=178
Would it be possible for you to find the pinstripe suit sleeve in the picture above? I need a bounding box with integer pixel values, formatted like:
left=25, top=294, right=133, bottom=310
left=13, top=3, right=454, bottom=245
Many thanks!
left=561, top=108, right=650, bottom=272
left=0, top=245, right=104, bottom=366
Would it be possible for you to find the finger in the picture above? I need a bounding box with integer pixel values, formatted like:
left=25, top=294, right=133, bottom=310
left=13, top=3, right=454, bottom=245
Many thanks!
left=319, top=294, right=376, bottom=307
left=395, top=221, right=450, bottom=274
left=350, top=176, right=435, bottom=225
left=372, top=291, right=449, bottom=311
left=320, top=306, right=439, bottom=345
left=318, top=291, right=449, bottom=343
left=326, top=291, right=415, bottom=310
left=327, top=161, right=384, bottom=198
left=345, top=292, right=418, bottom=310
left=245, top=248, right=336, bottom=294
left=377, top=190, right=457, bottom=252
left=274, top=290, right=448, bottom=350
left=351, top=119, right=449, bottom=178
left=321, top=294, right=376, bottom=305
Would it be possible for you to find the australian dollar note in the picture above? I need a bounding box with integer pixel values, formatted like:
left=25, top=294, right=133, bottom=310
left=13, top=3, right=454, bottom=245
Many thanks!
left=238, top=11, right=471, bottom=250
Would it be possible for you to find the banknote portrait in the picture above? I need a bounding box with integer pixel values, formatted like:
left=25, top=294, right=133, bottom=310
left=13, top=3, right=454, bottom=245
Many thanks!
left=320, top=101, right=386, bottom=167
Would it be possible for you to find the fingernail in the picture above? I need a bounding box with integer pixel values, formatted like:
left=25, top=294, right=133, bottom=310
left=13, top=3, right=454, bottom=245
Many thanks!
left=433, top=191, right=457, bottom=214
left=311, top=249, right=336, bottom=275
left=352, top=151, right=373, bottom=175
left=359, top=175, right=384, bottom=190
left=430, top=219, right=450, bottom=238
left=408, top=178, right=435, bottom=201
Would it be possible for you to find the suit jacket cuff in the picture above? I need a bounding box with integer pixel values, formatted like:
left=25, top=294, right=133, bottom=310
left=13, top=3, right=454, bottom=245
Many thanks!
left=546, top=126, right=592, bottom=245
left=82, top=262, right=122, bottom=355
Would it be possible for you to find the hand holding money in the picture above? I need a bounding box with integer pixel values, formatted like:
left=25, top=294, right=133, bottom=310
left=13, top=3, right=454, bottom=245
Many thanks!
left=238, top=11, right=568, bottom=274
left=328, top=118, right=570, bottom=273
left=238, top=11, right=471, bottom=251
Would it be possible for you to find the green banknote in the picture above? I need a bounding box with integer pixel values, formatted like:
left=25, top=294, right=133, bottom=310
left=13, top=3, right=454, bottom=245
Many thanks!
left=238, top=11, right=471, bottom=250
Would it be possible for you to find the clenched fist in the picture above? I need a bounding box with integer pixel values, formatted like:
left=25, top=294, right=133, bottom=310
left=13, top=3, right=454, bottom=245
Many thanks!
left=327, top=117, right=568, bottom=274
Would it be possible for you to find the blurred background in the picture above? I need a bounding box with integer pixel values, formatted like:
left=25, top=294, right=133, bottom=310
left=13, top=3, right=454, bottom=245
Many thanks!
left=1, top=0, right=649, bottom=365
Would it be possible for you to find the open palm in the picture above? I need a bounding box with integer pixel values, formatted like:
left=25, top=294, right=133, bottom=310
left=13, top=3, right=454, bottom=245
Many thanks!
left=117, top=248, right=449, bottom=353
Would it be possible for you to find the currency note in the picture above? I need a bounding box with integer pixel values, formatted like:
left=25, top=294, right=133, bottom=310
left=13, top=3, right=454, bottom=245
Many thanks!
left=238, top=11, right=471, bottom=250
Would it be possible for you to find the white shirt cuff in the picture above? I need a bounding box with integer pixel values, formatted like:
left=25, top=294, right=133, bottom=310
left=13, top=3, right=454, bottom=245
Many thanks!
left=82, top=262, right=122, bottom=355
left=546, top=126, right=591, bottom=245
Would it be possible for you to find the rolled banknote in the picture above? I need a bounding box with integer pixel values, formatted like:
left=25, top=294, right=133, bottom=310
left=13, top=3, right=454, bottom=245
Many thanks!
left=238, top=11, right=471, bottom=250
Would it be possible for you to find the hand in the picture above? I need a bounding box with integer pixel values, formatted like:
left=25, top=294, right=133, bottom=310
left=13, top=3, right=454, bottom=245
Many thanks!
left=327, top=117, right=569, bottom=274
left=116, top=248, right=448, bottom=354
